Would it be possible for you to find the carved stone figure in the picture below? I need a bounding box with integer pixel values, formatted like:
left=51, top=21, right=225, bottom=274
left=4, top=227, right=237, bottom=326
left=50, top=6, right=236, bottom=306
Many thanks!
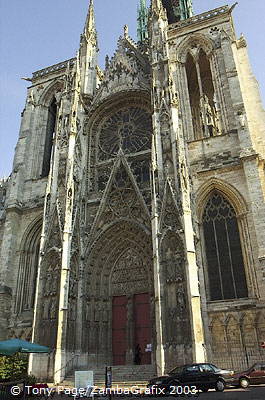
left=49, top=298, right=57, bottom=320
left=200, top=94, right=218, bottom=137
left=177, top=285, right=186, bottom=313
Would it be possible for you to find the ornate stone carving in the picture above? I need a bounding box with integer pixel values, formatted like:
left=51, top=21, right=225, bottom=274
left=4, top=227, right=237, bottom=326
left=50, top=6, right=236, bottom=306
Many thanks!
left=111, top=248, right=148, bottom=296
left=90, top=37, right=150, bottom=106
left=237, top=35, right=247, bottom=49
left=160, top=184, right=182, bottom=231
left=98, top=107, right=152, bottom=161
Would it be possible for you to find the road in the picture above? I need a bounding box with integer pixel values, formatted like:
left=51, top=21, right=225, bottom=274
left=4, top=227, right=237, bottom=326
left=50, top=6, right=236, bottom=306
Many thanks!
left=49, top=385, right=265, bottom=400
left=196, top=385, right=265, bottom=399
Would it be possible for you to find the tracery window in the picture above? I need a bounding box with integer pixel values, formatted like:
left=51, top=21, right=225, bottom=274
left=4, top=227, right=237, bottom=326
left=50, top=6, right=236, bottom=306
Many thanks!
left=41, top=97, right=57, bottom=177
left=202, top=191, right=248, bottom=301
left=98, top=107, right=152, bottom=162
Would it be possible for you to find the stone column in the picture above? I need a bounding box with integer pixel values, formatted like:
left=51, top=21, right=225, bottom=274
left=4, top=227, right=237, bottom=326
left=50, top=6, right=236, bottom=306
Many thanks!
left=53, top=58, right=81, bottom=384
left=151, top=154, right=165, bottom=375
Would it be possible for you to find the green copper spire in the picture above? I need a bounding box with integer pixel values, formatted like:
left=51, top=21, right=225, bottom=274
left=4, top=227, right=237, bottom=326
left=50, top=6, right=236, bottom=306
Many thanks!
left=162, top=0, right=193, bottom=23
left=179, top=0, right=193, bottom=20
left=137, top=0, right=148, bottom=42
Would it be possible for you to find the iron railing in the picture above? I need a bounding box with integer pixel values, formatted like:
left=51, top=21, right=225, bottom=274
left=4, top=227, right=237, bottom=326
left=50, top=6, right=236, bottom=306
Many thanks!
left=209, top=345, right=265, bottom=372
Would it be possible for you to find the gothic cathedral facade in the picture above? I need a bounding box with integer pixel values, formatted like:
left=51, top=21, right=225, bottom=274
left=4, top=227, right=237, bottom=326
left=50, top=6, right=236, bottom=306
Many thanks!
left=0, top=0, right=265, bottom=383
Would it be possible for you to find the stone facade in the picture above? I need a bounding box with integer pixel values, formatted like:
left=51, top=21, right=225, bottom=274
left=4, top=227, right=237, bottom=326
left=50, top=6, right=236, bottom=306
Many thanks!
left=0, top=0, right=265, bottom=383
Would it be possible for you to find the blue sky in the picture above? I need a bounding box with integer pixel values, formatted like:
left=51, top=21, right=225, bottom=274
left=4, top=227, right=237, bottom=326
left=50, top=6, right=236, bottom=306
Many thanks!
left=0, top=0, right=264, bottom=177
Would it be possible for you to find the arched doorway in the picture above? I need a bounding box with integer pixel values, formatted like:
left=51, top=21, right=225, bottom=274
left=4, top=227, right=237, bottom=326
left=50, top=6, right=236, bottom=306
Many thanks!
left=84, top=221, right=154, bottom=367
left=111, top=247, right=152, bottom=365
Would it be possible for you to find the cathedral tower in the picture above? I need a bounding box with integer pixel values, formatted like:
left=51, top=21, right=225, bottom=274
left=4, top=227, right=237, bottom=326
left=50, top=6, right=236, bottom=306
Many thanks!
left=0, top=0, right=265, bottom=384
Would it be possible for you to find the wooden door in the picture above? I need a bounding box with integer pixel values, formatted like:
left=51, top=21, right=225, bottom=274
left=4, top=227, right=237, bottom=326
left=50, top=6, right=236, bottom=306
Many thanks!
left=112, top=296, right=127, bottom=365
left=134, top=293, right=151, bottom=364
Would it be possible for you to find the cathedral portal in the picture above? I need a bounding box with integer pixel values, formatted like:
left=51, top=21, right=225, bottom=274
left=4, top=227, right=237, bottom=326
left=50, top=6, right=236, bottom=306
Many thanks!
left=83, top=221, right=154, bottom=367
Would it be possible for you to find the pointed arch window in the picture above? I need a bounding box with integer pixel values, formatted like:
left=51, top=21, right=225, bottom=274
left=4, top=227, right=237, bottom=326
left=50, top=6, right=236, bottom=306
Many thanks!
left=41, top=97, right=57, bottom=177
left=202, top=191, right=248, bottom=301
left=15, top=222, right=42, bottom=314
left=185, top=49, right=220, bottom=139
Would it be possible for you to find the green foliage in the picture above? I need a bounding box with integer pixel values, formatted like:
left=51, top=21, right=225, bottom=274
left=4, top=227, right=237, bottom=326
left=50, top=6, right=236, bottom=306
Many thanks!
left=0, top=354, right=36, bottom=383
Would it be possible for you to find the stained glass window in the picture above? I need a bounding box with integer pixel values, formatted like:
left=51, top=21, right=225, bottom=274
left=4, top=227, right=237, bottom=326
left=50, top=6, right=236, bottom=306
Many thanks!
left=98, top=107, right=152, bottom=161
left=202, top=191, right=248, bottom=301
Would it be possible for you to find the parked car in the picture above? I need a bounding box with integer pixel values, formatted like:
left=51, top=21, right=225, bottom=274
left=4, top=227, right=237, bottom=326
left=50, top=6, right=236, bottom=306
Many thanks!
left=230, top=362, right=265, bottom=388
left=148, top=363, right=234, bottom=393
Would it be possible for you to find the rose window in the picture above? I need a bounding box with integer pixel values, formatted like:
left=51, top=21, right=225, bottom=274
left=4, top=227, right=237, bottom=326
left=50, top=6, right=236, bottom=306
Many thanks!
left=98, top=107, right=152, bottom=161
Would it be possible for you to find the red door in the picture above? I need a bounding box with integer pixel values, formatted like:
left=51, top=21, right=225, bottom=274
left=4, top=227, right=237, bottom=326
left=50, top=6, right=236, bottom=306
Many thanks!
left=112, top=296, right=127, bottom=365
left=134, top=293, right=151, bottom=364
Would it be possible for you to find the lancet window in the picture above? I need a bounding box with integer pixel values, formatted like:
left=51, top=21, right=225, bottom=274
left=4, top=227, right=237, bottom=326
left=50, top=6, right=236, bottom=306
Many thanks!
left=41, top=97, right=57, bottom=177
left=185, top=49, right=220, bottom=139
left=202, top=191, right=248, bottom=301
left=15, top=222, right=41, bottom=314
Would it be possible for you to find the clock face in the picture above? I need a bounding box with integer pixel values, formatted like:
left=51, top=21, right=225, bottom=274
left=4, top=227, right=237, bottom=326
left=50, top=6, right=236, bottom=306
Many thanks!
left=98, top=107, right=152, bottom=161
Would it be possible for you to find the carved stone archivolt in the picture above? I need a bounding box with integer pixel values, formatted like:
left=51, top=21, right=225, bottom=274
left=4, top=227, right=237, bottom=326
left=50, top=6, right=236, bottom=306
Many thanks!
left=87, top=221, right=153, bottom=296
left=82, top=220, right=153, bottom=355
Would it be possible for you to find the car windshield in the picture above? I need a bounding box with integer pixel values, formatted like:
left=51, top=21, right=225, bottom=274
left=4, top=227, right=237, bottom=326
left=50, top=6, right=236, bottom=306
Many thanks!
left=208, top=364, right=220, bottom=372
left=185, top=365, right=200, bottom=373
left=248, top=364, right=258, bottom=372
left=247, top=363, right=265, bottom=372
left=169, top=366, right=184, bottom=375
left=200, top=364, right=215, bottom=373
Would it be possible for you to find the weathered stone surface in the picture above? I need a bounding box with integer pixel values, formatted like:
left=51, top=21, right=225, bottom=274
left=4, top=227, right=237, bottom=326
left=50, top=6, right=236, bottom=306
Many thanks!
left=0, top=1, right=264, bottom=383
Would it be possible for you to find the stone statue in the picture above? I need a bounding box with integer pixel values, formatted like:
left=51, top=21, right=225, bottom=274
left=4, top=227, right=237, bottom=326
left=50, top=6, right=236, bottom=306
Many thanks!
left=54, top=90, right=62, bottom=106
left=124, top=24, right=129, bottom=38
left=201, top=94, right=217, bottom=137
left=177, top=285, right=186, bottom=313
left=49, top=298, right=57, bottom=320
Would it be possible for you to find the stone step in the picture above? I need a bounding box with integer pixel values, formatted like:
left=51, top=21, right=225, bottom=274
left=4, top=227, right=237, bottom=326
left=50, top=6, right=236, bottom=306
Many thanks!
left=62, top=380, right=149, bottom=389
left=64, top=365, right=156, bottom=388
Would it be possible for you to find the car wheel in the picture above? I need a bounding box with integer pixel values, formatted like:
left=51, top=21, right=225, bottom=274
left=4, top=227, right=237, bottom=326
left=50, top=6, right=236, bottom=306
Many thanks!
left=215, top=379, right=225, bottom=392
left=239, top=377, right=250, bottom=389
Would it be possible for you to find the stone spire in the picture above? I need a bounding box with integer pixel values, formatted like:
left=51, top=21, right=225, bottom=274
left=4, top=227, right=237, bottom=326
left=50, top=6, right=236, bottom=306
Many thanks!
left=137, top=0, right=149, bottom=42
left=84, top=0, right=96, bottom=41
left=162, top=0, right=193, bottom=24
left=151, top=0, right=167, bottom=20
left=80, top=0, right=98, bottom=97
left=152, top=0, right=164, bottom=12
